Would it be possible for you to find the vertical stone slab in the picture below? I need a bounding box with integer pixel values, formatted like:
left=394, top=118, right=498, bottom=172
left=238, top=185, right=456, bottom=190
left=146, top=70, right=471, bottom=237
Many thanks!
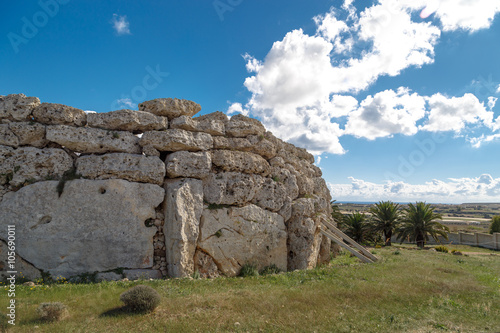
left=164, top=178, right=203, bottom=278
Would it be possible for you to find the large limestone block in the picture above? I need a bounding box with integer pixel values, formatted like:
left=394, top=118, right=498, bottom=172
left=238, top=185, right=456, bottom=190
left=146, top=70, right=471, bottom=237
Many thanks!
left=0, top=179, right=164, bottom=278
left=271, top=167, right=299, bottom=200
left=170, top=115, right=225, bottom=136
left=0, top=146, right=73, bottom=186
left=317, top=230, right=332, bottom=266
left=46, top=125, right=141, bottom=154
left=139, top=129, right=213, bottom=152
left=194, top=251, right=220, bottom=278
left=226, top=114, right=265, bottom=137
left=203, top=172, right=262, bottom=206
left=247, top=134, right=278, bottom=159
left=195, top=111, right=229, bottom=124
left=139, top=98, right=201, bottom=119
left=0, top=124, right=19, bottom=147
left=213, top=136, right=253, bottom=151
left=251, top=178, right=287, bottom=212
left=287, top=215, right=322, bottom=271
left=76, top=153, right=166, bottom=185
left=211, top=150, right=271, bottom=176
left=164, top=178, right=203, bottom=278
left=0, top=240, right=41, bottom=281
left=33, top=103, right=86, bottom=126
left=296, top=175, right=315, bottom=196
left=213, top=135, right=276, bottom=160
left=198, top=204, right=287, bottom=276
left=87, top=109, right=168, bottom=132
left=0, top=94, right=40, bottom=122
left=165, top=151, right=211, bottom=179
left=8, top=122, right=47, bottom=147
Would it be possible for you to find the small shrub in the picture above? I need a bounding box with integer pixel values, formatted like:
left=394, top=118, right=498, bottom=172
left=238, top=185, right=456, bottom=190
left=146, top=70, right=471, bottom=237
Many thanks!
left=435, top=246, right=449, bottom=253
left=215, top=229, right=223, bottom=238
left=120, top=285, right=161, bottom=313
left=393, top=250, right=401, bottom=255
left=239, top=263, right=259, bottom=277
left=37, top=302, right=68, bottom=322
left=259, top=264, right=281, bottom=275
left=192, top=271, right=201, bottom=279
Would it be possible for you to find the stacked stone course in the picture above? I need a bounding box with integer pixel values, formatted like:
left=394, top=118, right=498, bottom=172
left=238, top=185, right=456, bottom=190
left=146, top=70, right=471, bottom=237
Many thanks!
left=0, top=93, right=334, bottom=281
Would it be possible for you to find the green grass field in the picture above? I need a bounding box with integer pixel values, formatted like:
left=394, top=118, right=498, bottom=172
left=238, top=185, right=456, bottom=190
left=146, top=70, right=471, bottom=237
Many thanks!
left=1, top=245, right=499, bottom=332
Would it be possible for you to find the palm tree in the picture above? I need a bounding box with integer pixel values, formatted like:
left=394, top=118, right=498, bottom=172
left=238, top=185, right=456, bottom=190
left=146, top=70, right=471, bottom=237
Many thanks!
left=330, top=200, right=344, bottom=224
left=369, top=201, right=401, bottom=246
left=340, top=212, right=369, bottom=243
left=396, top=202, right=449, bottom=249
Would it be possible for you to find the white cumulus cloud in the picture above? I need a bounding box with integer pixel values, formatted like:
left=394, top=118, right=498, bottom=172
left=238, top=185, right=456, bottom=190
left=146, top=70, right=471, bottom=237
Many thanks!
left=112, top=14, right=131, bottom=35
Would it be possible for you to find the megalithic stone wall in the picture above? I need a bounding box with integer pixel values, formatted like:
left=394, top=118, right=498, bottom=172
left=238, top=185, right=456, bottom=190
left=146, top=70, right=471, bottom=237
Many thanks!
left=0, top=93, right=334, bottom=281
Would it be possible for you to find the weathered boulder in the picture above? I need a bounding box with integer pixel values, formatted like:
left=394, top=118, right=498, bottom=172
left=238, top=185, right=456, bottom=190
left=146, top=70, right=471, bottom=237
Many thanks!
left=46, top=125, right=141, bottom=154
left=76, top=153, right=165, bottom=185
left=142, top=144, right=160, bottom=157
left=0, top=94, right=40, bottom=122
left=33, top=103, right=86, bottom=126
left=194, top=251, right=220, bottom=278
left=164, top=179, right=203, bottom=278
left=170, top=115, right=225, bottom=136
left=139, top=98, right=201, bottom=119
left=226, top=114, right=266, bottom=137
left=198, top=204, right=287, bottom=276
left=8, top=122, right=47, bottom=147
left=251, top=178, right=287, bottom=212
left=165, top=151, right=211, bottom=179
left=139, top=129, right=213, bottom=152
left=246, top=134, right=278, bottom=159
left=0, top=124, right=19, bottom=147
left=211, top=150, right=271, bottom=176
left=203, top=172, right=262, bottom=206
left=123, top=269, right=163, bottom=280
left=96, top=272, right=122, bottom=282
left=0, top=240, right=42, bottom=281
left=270, top=167, right=299, bottom=200
left=195, top=111, right=229, bottom=124
left=317, top=231, right=332, bottom=266
left=87, top=109, right=168, bottom=132
left=213, top=136, right=253, bottom=151
left=0, top=179, right=164, bottom=278
left=278, top=196, right=292, bottom=222
left=0, top=146, right=73, bottom=186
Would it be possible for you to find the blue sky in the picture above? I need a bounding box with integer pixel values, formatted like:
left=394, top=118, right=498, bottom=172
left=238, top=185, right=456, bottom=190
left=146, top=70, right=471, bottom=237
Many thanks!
left=1, top=0, right=500, bottom=203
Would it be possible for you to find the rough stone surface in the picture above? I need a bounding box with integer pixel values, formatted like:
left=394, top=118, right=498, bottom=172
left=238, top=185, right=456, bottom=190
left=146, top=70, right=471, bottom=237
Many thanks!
left=0, top=146, right=73, bottom=186
left=8, top=122, right=47, bottom=147
left=251, top=178, right=287, bottom=212
left=140, top=129, right=213, bottom=152
left=203, top=172, right=262, bottom=206
left=164, top=179, right=204, bottom=278
left=0, top=179, right=164, bottom=278
left=198, top=204, right=287, bottom=276
left=194, top=251, right=220, bottom=278
left=142, top=144, right=160, bottom=157
left=0, top=94, right=40, bottom=122
left=0, top=124, right=19, bottom=147
left=166, top=151, right=211, bottom=179
left=271, top=167, right=299, bottom=200
left=0, top=240, right=42, bottom=281
left=226, top=114, right=266, bottom=137
left=123, top=269, right=163, bottom=280
left=170, top=115, right=225, bottom=136
left=96, top=272, right=123, bottom=282
left=212, top=150, right=271, bottom=176
left=76, top=153, right=166, bottom=185
left=33, top=103, right=86, bottom=126
left=195, top=111, right=229, bottom=124
left=46, top=125, right=141, bottom=154
left=317, top=232, right=332, bottom=266
left=247, top=134, right=278, bottom=159
left=212, top=136, right=253, bottom=151
left=87, top=109, right=168, bottom=132
left=139, top=98, right=201, bottom=119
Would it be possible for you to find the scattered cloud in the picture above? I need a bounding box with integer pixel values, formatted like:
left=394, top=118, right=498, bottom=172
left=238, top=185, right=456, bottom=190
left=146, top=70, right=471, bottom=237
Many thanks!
left=230, top=0, right=500, bottom=155
left=328, top=174, right=500, bottom=203
left=112, top=14, right=131, bottom=35
left=497, top=84, right=500, bottom=93
left=114, top=98, right=135, bottom=109
left=227, top=102, right=248, bottom=116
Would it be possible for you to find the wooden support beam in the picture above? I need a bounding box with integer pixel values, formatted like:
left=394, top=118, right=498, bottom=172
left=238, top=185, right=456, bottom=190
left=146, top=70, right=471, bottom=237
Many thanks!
left=320, top=229, right=374, bottom=264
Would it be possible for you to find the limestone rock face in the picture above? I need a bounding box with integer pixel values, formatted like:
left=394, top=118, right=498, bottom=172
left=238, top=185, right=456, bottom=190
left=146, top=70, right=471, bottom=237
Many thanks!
left=139, top=98, right=201, bottom=119
left=251, top=178, right=287, bottom=212
left=0, top=146, right=73, bottom=186
left=165, top=151, right=211, bottom=179
left=8, top=122, right=47, bottom=147
left=0, top=94, right=40, bottom=122
left=139, top=129, right=213, bottom=152
left=0, top=124, right=19, bottom=147
left=164, top=179, right=204, bottom=278
left=198, top=204, right=287, bottom=276
left=123, top=269, right=162, bottom=280
left=195, top=111, right=229, bottom=124
left=212, top=150, right=270, bottom=176
left=33, top=103, right=87, bottom=126
left=76, top=153, right=166, bottom=185
left=87, top=109, right=168, bottom=132
left=0, top=240, right=42, bottom=281
left=0, top=179, right=164, bottom=278
left=46, top=125, right=141, bottom=154
left=246, top=134, right=278, bottom=159
left=170, top=115, right=225, bottom=136
left=194, top=251, right=220, bottom=278
left=317, top=233, right=332, bottom=266
left=226, top=114, right=266, bottom=138
left=203, top=172, right=262, bottom=206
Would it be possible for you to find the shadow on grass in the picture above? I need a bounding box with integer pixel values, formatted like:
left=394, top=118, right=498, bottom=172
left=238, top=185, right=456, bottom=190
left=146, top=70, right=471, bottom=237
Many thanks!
left=100, top=306, right=150, bottom=318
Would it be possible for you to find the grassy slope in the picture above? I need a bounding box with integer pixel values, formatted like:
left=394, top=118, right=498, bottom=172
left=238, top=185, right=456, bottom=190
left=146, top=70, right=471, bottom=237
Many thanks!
left=1, top=246, right=499, bottom=333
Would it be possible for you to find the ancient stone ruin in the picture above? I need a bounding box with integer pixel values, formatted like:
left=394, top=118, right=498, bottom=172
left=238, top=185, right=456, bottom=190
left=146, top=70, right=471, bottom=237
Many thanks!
left=0, top=93, right=334, bottom=281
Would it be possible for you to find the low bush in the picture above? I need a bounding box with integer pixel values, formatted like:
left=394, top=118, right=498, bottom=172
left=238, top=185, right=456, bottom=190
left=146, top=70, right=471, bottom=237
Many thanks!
left=259, top=264, right=281, bottom=275
left=435, top=246, right=449, bottom=253
left=120, top=285, right=161, bottom=313
left=239, top=263, right=259, bottom=277
left=37, top=302, right=68, bottom=322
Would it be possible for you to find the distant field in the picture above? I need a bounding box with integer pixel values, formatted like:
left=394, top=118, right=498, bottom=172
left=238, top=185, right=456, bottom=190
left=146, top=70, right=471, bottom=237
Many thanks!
left=1, top=245, right=499, bottom=332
